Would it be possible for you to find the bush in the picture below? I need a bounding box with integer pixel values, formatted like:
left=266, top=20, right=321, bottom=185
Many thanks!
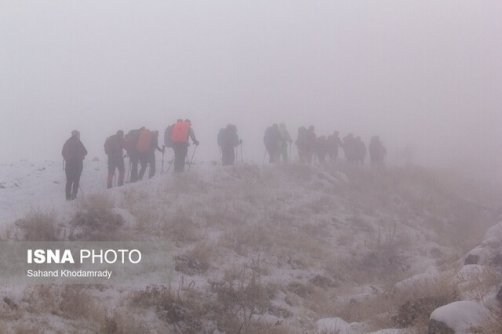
left=14, top=211, right=61, bottom=241
left=69, top=194, right=124, bottom=241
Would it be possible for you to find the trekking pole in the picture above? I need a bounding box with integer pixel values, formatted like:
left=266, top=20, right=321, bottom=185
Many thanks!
left=188, top=145, right=198, bottom=170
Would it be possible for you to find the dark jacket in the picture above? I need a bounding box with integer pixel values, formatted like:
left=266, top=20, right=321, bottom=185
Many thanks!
left=62, top=136, right=87, bottom=162
left=104, top=134, right=124, bottom=159
left=218, top=126, right=240, bottom=149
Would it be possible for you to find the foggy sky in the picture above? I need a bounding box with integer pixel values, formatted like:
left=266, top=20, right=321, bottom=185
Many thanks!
left=1, top=1, right=500, bottom=178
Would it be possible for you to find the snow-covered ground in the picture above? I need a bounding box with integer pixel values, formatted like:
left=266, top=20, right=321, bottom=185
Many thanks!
left=0, top=159, right=107, bottom=225
left=0, top=159, right=500, bottom=333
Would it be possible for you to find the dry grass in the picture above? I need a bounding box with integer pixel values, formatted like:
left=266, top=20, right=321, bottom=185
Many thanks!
left=160, top=211, right=203, bottom=245
left=314, top=271, right=459, bottom=332
left=69, top=194, right=125, bottom=241
left=100, top=312, right=154, bottom=334
left=3, top=163, right=499, bottom=332
left=175, top=242, right=217, bottom=276
left=13, top=210, right=62, bottom=241
left=210, top=266, right=275, bottom=334
left=22, top=284, right=104, bottom=323
left=458, top=266, right=501, bottom=301
left=130, top=282, right=208, bottom=333
left=481, top=311, right=502, bottom=334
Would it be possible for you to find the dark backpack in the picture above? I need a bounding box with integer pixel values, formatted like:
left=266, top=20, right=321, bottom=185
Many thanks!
left=164, top=125, right=174, bottom=148
left=104, top=136, right=113, bottom=155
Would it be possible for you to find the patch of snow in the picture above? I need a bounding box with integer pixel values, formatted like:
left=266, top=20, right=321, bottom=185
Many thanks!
left=395, top=265, right=439, bottom=290
left=368, top=329, right=407, bottom=334
left=430, top=301, right=490, bottom=333
left=316, top=317, right=368, bottom=334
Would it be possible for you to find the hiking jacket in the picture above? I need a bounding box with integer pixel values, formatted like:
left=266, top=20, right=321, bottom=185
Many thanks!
left=62, top=137, right=88, bottom=162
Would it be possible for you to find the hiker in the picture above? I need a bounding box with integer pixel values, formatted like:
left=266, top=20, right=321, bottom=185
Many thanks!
left=164, top=124, right=174, bottom=149
left=342, top=133, right=356, bottom=163
left=146, top=130, right=163, bottom=178
left=137, top=127, right=153, bottom=180
left=354, top=136, right=367, bottom=164
left=124, top=128, right=141, bottom=182
left=327, top=131, right=343, bottom=162
left=170, top=119, right=199, bottom=172
left=264, top=124, right=281, bottom=163
left=62, top=130, right=87, bottom=200
left=279, top=123, right=292, bottom=162
left=104, top=130, right=125, bottom=188
left=217, top=124, right=240, bottom=166
left=296, top=126, right=308, bottom=163
left=316, top=136, right=329, bottom=164
left=369, top=136, right=386, bottom=166
left=305, top=126, right=317, bottom=164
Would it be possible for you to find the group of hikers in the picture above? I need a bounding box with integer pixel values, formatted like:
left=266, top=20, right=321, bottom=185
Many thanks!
left=61, top=119, right=199, bottom=200
left=61, top=120, right=386, bottom=200
left=263, top=124, right=387, bottom=167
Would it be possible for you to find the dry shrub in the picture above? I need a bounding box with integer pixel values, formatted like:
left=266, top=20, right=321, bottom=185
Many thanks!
left=481, top=311, right=502, bottom=334
left=266, top=223, right=331, bottom=266
left=22, top=284, right=103, bottom=322
left=210, top=266, right=273, bottom=333
left=69, top=194, right=124, bottom=241
left=11, top=324, right=44, bottom=334
left=23, top=284, right=59, bottom=313
left=121, top=188, right=159, bottom=229
left=0, top=297, right=22, bottom=322
left=175, top=242, right=216, bottom=276
left=59, top=285, right=104, bottom=321
left=325, top=230, right=411, bottom=286
left=458, top=266, right=501, bottom=301
left=358, top=226, right=412, bottom=281
left=14, top=211, right=61, bottom=241
left=387, top=274, right=458, bottom=331
left=218, top=224, right=273, bottom=256
left=162, top=212, right=202, bottom=245
left=321, top=272, right=458, bottom=332
left=130, top=282, right=208, bottom=333
left=100, top=312, right=155, bottom=334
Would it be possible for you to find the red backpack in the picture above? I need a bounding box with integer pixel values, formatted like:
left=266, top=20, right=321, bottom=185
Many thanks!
left=136, top=129, right=153, bottom=152
left=171, top=121, right=189, bottom=143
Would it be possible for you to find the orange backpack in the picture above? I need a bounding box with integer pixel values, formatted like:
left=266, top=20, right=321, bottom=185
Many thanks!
left=171, top=121, right=189, bottom=143
left=136, top=129, right=152, bottom=152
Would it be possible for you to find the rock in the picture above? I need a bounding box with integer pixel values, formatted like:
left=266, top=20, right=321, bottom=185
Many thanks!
left=429, top=301, right=490, bottom=334
left=463, top=254, right=479, bottom=265
left=497, top=286, right=502, bottom=304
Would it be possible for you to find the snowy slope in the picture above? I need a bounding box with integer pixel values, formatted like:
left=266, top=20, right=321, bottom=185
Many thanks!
left=0, top=160, right=499, bottom=333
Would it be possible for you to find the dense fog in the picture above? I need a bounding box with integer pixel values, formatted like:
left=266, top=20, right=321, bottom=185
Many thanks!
left=1, top=0, right=500, bottom=182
